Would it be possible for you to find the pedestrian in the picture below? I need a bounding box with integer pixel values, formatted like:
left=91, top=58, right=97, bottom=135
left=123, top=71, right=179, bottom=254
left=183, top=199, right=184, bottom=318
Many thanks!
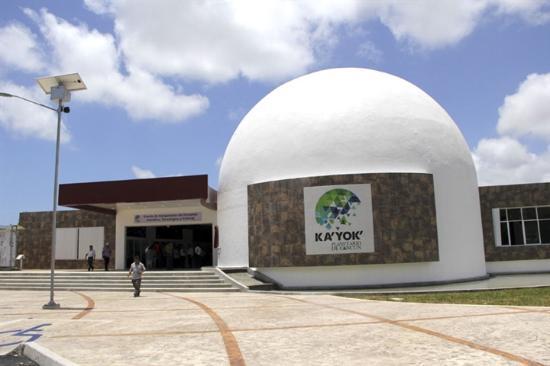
left=85, top=245, right=96, bottom=271
left=165, top=242, right=174, bottom=269
left=102, top=242, right=112, bottom=271
left=194, top=244, right=203, bottom=268
left=128, top=255, right=146, bottom=297
left=145, top=244, right=154, bottom=269
left=186, top=244, right=194, bottom=268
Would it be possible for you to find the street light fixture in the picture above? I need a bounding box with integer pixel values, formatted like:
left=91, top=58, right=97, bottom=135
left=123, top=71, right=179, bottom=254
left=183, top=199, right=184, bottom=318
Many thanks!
left=0, top=73, right=86, bottom=309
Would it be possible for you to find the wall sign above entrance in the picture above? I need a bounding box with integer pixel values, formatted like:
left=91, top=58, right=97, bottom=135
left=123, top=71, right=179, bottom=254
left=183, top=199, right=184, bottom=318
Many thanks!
left=134, top=213, right=202, bottom=224
left=304, top=184, right=375, bottom=255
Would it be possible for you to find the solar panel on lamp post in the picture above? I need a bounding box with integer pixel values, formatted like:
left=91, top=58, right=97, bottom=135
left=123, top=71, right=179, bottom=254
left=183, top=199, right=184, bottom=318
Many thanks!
left=0, top=73, right=87, bottom=309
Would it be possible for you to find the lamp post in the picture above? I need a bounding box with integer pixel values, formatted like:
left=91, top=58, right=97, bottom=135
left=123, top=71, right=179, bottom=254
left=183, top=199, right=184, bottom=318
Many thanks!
left=0, top=74, right=86, bottom=309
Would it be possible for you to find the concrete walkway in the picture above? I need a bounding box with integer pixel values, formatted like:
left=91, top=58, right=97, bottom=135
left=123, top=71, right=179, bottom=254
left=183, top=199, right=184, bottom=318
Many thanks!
left=0, top=290, right=549, bottom=365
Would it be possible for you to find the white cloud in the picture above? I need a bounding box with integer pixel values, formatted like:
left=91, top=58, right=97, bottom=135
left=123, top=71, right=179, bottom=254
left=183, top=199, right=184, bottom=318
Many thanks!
left=25, top=8, right=208, bottom=123
left=131, top=165, right=156, bottom=179
left=0, top=80, right=69, bottom=142
left=497, top=73, right=550, bottom=141
left=2, top=0, right=550, bottom=143
left=82, top=0, right=113, bottom=15
left=378, top=0, right=488, bottom=49
left=227, top=107, right=246, bottom=122
left=493, top=0, right=550, bottom=24
left=215, top=155, right=223, bottom=167
left=473, top=72, right=550, bottom=185
left=0, top=23, right=45, bottom=73
left=473, top=137, right=550, bottom=185
left=88, top=0, right=321, bottom=83
left=356, top=40, right=383, bottom=63
left=79, top=0, right=550, bottom=90
left=377, top=0, right=550, bottom=49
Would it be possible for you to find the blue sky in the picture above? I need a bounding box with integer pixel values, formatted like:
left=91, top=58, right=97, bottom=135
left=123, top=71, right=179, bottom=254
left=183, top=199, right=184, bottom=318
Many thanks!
left=1, top=0, right=550, bottom=224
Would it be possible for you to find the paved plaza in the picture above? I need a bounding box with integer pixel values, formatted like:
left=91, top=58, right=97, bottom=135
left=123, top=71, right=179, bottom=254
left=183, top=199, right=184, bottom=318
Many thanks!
left=0, top=290, right=549, bottom=365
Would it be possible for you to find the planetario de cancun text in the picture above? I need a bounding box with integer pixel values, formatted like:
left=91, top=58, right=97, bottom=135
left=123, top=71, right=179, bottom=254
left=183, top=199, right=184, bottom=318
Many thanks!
left=14, top=68, right=550, bottom=289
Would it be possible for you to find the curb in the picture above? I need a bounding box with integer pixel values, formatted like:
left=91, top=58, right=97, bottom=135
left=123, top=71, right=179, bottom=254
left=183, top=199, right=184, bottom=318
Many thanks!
left=20, top=342, right=78, bottom=366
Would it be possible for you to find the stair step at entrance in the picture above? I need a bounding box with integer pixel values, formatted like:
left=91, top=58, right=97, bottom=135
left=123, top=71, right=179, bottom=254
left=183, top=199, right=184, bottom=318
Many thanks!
left=0, top=283, right=233, bottom=288
left=0, top=270, right=241, bottom=292
left=0, top=280, right=228, bottom=286
left=0, top=275, right=222, bottom=282
left=0, top=272, right=216, bottom=276
left=0, top=286, right=240, bottom=292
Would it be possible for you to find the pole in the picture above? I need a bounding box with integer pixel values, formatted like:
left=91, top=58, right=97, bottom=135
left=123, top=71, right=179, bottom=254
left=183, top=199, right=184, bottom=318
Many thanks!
left=43, top=100, right=62, bottom=309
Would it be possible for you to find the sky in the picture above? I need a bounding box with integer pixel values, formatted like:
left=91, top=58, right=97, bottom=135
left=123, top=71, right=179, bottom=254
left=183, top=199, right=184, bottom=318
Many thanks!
left=0, top=0, right=550, bottom=225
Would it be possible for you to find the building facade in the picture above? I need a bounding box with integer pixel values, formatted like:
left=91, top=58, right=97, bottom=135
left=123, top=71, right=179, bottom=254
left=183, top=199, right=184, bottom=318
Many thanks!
left=13, top=68, right=550, bottom=289
left=18, top=175, right=217, bottom=270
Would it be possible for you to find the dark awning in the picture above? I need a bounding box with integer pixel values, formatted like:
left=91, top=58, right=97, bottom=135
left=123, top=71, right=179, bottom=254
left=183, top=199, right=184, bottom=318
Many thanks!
left=59, top=175, right=215, bottom=215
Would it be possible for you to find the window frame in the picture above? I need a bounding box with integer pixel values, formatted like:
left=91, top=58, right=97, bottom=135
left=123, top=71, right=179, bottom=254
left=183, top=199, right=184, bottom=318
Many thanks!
left=493, top=205, right=550, bottom=247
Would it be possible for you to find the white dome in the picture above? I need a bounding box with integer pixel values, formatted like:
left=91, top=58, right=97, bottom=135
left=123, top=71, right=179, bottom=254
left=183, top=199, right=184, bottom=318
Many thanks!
left=218, top=68, right=487, bottom=287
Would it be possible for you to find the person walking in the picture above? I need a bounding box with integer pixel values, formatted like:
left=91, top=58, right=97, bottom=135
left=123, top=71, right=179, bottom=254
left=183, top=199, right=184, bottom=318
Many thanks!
left=128, top=255, right=146, bottom=297
left=85, top=245, right=96, bottom=271
left=102, top=243, right=112, bottom=271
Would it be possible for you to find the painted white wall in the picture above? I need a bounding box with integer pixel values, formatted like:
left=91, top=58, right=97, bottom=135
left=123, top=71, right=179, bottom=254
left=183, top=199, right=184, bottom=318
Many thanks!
left=55, top=228, right=78, bottom=260
left=79, top=227, right=105, bottom=259
left=218, top=68, right=487, bottom=285
left=487, top=259, right=550, bottom=274
left=259, top=262, right=488, bottom=289
left=216, top=186, right=248, bottom=268
left=0, top=228, right=14, bottom=267
left=55, top=227, right=104, bottom=260
left=114, top=200, right=217, bottom=269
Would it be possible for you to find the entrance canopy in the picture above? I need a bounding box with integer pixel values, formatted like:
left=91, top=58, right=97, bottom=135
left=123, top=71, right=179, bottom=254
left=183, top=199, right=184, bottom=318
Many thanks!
left=59, top=175, right=217, bottom=214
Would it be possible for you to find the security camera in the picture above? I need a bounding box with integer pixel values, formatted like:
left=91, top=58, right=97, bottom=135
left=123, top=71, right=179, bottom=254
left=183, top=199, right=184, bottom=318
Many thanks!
left=63, top=106, right=70, bottom=113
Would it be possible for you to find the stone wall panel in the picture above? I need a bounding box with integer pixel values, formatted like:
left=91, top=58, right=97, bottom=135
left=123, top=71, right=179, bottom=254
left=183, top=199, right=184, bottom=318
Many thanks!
left=18, top=210, right=116, bottom=269
left=479, top=183, right=550, bottom=262
left=248, top=173, right=439, bottom=267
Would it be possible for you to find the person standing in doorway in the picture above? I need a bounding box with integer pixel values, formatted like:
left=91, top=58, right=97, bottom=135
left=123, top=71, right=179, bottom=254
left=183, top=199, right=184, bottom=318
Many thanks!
left=145, top=244, right=154, bottom=269
left=165, top=242, right=174, bottom=270
left=85, top=245, right=96, bottom=271
left=153, top=242, right=161, bottom=268
left=128, top=255, right=146, bottom=297
left=102, top=243, right=112, bottom=271
left=186, top=244, right=194, bottom=268
left=194, top=244, right=203, bottom=268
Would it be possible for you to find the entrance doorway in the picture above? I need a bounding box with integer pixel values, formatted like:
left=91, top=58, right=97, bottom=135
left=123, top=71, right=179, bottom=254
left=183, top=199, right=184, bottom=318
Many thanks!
left=125, top=225, right=213, bottom=270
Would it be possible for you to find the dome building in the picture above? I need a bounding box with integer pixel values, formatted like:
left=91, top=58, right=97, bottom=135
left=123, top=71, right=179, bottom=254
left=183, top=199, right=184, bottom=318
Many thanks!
left=218, top=68, right=488, bottom=288
left=15, top=68, right=550, bottom=277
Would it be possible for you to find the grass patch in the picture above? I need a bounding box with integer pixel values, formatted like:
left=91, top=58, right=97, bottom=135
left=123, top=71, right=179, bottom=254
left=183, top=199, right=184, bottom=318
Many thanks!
left=340, top=287, right=550, bottom=307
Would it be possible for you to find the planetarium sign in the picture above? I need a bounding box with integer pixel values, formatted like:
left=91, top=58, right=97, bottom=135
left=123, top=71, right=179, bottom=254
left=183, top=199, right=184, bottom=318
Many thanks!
left=303, top=184, right=375, bottom=255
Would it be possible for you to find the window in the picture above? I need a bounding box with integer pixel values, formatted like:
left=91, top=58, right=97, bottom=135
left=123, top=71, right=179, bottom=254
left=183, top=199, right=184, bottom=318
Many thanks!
left=494, top=205, right=550, bottom=247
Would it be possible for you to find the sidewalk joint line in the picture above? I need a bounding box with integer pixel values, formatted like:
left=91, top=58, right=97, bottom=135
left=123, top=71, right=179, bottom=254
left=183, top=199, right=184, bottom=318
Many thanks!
left=162, top=292, right=246, bottom=366
left=282, top=296, right=544, bottom=366
left=71, top=292, right=95, bottom=320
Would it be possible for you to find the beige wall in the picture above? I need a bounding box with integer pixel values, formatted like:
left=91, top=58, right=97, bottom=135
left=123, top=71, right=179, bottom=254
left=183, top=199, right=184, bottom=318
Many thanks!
left=115, top=200, right=217, bottom=269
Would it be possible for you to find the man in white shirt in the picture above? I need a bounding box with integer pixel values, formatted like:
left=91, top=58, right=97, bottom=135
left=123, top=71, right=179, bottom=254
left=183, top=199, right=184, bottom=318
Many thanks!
left=85, top=245, right=96, bottom=272
left=128, top=255, right=146, bottom=297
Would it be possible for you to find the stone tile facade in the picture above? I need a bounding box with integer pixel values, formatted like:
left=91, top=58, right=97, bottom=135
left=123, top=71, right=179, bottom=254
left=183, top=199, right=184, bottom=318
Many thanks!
left=248, top=173, right=439, bottom=267
left=18, top=210, right=116, bottom=269
left=479, top=183, right=550, bottom=262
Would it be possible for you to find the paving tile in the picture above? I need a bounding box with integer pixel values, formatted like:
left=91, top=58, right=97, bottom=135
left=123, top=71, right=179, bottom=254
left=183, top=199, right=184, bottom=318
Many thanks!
left=0, top=291, right=548, bottom=365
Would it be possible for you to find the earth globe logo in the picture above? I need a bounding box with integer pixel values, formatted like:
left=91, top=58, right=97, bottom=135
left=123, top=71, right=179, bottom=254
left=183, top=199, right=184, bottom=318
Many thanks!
left=315, top=188, right=361, bottom=230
